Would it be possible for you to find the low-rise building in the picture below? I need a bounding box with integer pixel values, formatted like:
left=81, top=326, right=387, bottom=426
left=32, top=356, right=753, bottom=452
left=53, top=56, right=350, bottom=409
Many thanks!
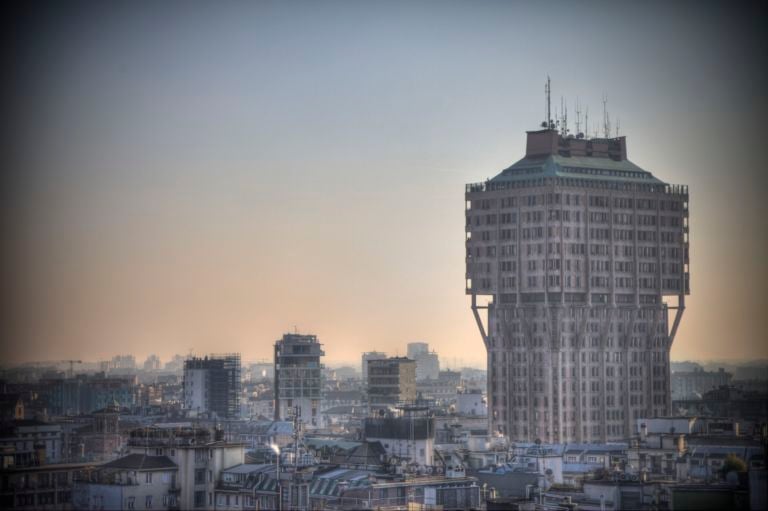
left=363, top=407, right=435, bottom=469
left=0, top=461, right=95, bottom=510
left=455, top=390, right=487, bottom=417
left=0, top=420, right=64, bottom=467
left=125, top=425, right=245, bottom=510
left=72, top=454, right=179, bottom=511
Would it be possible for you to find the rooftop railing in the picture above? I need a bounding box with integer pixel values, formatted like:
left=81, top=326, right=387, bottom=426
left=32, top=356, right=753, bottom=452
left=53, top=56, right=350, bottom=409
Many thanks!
left=465, top=179, right=688, bottom=196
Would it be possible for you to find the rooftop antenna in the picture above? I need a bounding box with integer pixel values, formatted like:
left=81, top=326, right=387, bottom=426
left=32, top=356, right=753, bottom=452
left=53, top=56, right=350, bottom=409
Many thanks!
left=602, top=93, right=609, bottom=138
left=615, top=118, right=620, bottom=137
left=575, top=98, right=582, bottom=137
left=585, top=106, right=589, bottom=140
left=560, top=96, right=568, bottom=136
left=544, top=75, right=552, bottom=129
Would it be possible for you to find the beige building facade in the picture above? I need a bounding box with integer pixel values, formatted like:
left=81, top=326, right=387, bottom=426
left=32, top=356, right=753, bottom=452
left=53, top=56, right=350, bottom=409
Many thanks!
left=466, top=128, right=689, bottom=443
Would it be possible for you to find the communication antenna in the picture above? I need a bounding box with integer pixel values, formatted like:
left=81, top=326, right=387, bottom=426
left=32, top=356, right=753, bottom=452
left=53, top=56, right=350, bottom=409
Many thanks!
left=615, top=118, right=620, bottom=137
left=585, top=106, right=589, bottom=140
left=544, top=75, right=552, bottom=129
left=575, top=98, right=582, bottom=137
left=562, top=97, right=569, bottom=136
left=602, top=93, right=609, bottom=138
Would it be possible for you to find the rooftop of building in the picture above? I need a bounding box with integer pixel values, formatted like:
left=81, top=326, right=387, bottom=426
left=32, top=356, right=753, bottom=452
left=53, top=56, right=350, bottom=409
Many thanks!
left=490, top=152, right=664, bottom=186
left=101, top=454, right=177, bottom=471
left=467, top=128, right=689, bottom=195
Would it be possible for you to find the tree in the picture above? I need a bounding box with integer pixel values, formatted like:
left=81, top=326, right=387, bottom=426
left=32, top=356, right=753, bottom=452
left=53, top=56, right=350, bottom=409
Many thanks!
left=721, top=453, right=747, bottom=475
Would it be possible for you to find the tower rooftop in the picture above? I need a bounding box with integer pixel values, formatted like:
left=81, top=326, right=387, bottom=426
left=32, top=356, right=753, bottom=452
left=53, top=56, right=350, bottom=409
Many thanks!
left=487, top=129, right=664, bottom=185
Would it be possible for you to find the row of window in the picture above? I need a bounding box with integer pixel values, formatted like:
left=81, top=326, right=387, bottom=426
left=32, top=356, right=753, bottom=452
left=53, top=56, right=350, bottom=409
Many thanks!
left=473, top=193, right=684, bottom=211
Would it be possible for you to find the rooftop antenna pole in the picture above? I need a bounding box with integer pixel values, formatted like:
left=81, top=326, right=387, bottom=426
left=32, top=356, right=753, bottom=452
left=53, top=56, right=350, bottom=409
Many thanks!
left=585, top=107, right=589, bottom=140
left=616, top=118, right=620, bottom=138
left=545, top=75, right=552, bottom=129
left=564, top=98, right=569, bottom=136
left=602, top=93, right=609, bottom=138
left=575, top=98, right=582, bottom=136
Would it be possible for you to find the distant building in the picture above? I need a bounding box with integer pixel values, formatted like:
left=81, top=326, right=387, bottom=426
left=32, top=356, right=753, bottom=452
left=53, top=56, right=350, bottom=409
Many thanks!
left=407, top=342, right=440, bottom=381
left=110, top=355, right=136, bottom=371
left=407, top=342, right=429, bottom=359
left=673, top=386, right=768, bottom=435
left=367, top=357, right=416, bottom=412
left=142, top=354, right=161, bottom=372
left=417, top=370, right=462, bottom=405
left=274, top=334, right=324, bottom=428
left=672, top=367, right=732, bottom=400
left=183, top=354, right=241, bottom=419
left=163, top=355, right=185, bottom=372
left=40, top=374, right=136, bottom=416
left=361, top=351, right=386, bottom=383
left=247, top=362, right=273, bottom=382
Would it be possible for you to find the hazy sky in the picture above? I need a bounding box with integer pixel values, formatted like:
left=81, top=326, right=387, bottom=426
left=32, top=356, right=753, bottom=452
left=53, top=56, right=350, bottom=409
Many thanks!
left=3, top=1, right=767, bottom=367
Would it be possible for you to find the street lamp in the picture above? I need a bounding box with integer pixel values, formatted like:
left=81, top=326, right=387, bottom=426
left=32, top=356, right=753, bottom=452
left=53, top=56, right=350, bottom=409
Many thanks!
left=270, top=444, right=281, bottom=511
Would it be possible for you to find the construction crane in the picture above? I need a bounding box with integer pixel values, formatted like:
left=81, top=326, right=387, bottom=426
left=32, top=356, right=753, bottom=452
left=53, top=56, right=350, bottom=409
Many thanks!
left=62, top=360, right=82, bottom=379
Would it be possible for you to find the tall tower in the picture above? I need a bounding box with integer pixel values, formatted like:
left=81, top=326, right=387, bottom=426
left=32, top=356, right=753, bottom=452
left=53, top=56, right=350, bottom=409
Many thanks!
left=274, top=333, right=324, bottom=428
left=465, top=106, right=689, bottom=443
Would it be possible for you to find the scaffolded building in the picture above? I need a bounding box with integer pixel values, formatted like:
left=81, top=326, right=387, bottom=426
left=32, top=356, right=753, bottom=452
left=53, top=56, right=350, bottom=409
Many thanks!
left=465, top=116, right=689, bottom=443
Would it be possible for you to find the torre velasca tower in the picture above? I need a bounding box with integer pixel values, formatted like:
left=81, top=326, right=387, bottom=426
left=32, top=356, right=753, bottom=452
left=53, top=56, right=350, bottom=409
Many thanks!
left=465, top=106, right=689, bottom=443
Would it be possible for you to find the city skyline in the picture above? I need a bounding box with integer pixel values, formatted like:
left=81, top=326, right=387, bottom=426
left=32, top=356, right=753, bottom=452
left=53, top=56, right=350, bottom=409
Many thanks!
left=4, top=1, right=768, bottom=366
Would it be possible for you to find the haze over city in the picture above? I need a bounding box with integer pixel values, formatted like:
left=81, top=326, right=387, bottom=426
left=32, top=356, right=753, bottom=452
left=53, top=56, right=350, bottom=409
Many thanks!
left=4, top=0, right=767, bottom=367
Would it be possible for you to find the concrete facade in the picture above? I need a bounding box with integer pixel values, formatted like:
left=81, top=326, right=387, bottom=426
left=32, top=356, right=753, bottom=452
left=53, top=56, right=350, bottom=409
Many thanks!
left=274, top=334, right=324, bottom=429
left=360, top=351, right=386, bottom=384
left=367, top=357, right=416, bottom=412
left=183, top=354, right=241, bottom=420
left=466, top=127, right=689, bottom=443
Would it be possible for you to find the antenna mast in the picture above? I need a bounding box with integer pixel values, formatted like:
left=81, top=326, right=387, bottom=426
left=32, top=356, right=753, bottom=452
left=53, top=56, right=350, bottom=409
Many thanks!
left=615, top=118, right=620, bottom=137
left=575, top=99, right=582, bottom=137
left=602, top=93, right=609, bottom=138
left=545, top=76, right=552, bottom=129
left=560, top=97, right=568, bottom=136
left=585, top=107, right=589, bottom=140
